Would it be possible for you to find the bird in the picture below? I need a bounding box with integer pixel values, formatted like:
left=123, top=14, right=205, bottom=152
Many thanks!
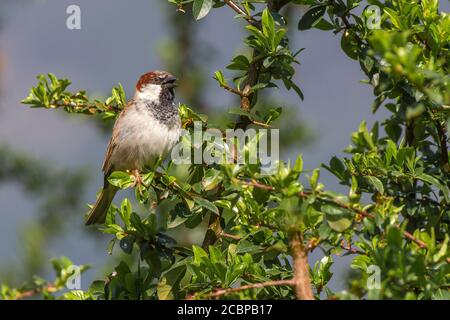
left=85, top=70, right=181, bottom=225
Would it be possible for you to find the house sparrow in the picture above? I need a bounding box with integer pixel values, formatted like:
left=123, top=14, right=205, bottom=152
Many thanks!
left=85, top=70, right=181, bottom=225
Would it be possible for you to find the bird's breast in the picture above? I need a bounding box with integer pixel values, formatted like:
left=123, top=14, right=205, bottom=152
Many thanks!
left=111, top=104, right=181, bottom=170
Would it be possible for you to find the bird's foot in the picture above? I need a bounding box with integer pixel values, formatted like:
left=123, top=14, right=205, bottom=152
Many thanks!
left=131, top=169, right=145, bottom=187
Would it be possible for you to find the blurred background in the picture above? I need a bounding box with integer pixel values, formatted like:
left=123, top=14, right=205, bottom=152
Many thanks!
left=0, top=0, right=448, bottom=294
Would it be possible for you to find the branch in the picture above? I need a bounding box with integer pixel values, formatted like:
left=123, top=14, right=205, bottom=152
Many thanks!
left=401, top=229, right=427, bottom=249
left=194, top=279, right=295, bottom=299
left=340, top=240, right=366, bottom=255
left=289, top=231, right=314, bottom=300
left=329, top=0, right=352, bottom=29
left=240, top=179, right=434, bottom=255
left=250, top=120, right=273, bottom=128
left=223, top=0, right=258, bottom=27
left=220, top=231, right=241, bottom=241
left=12, top=283, right=57, bottom=300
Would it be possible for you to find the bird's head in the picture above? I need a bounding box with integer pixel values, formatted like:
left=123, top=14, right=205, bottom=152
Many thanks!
left=134, top=70, right=177, bottom=101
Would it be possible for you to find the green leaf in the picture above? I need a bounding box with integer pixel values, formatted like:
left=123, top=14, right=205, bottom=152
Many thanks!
left=202, top=168, right=223, bottom=191
left=214, top=70, right=226, bottom=86
left=310, top=168, right=320, bottom=190
left=298, top=6, right=326, bottom=30
left=341, top=30, right=358, bottom=60
left=313, top=18, right=334, bottom=31
left=193, top=197, right=219, bottom=215
left=366, top=176, right=384, bottom=194
left=107, top=171, right=134, bottom=189
left=384, top=7, right=402, bottom=29
left=264, top=107, right=282, bottom=124
left=227, top=55, right=250, bottom=71
left=192, top=245, right=208, bottom=264
left=322, top=204, right=352, bottom=232
left=62, top=290, right=91, bottom=300
left=262, top=9, right=275, bottom=48
left=157, top=264, right=187, bottom=300
left=129, top=212, right=147, bottom=236
left=228, top=107, right=261, bottom=121
left=416, top=173, right=450, bottom=202
left=293, top=154, right=303, bottom=173
left=119, top=198, right=132, bottom=226
left=192, top=0, right=213, bottom=20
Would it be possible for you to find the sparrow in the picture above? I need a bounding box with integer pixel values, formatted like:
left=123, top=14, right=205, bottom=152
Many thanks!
left=85, top=70, right=181, bottom=225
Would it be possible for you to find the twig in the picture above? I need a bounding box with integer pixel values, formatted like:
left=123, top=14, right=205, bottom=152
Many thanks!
left=223, top=0, right=258, bottom=27
left=289, top=231, right=314, bottom=300
left=240, top=179, right=435, bottom=256
left=340, top=240, right=366, bottom=255
left=218, top=82, right=246, bottom=97
left=13, top=283, right=57, bottom=300
left=251, top=120, right=272, bottom=128
left=195, top=279, right=295, bottom=299
left=401, top=229, right=427, bottom=249
left=305, top=238, right=321, bottom=253
left=220, top=232, right=241, bottom=241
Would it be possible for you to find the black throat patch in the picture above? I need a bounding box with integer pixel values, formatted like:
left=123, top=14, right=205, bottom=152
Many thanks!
left=146, top=88, right=178, bottom=125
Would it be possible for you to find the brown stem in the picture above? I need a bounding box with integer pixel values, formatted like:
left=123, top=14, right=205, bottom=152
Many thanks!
left=289, top=231, right=314, bottom=300
left=250, top=120, right=272, bottom=128
left=220, top=232, right=241, bottom=241
left=340, top=240, right=366, bottom=255
left=13, top=283, right=57, bottom=300
left=223, top=0, right=258, bottom=27
left=193, top=279, right=295, bottom=299
left=240, top=179, right=433, bottom=255
left=218, top=81, right=246, bottom=97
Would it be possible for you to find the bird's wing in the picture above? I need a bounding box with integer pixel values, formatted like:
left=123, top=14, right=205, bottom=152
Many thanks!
left=101, top=130, right=117, bottom=175
left=101, top=101, right=132, bottom=175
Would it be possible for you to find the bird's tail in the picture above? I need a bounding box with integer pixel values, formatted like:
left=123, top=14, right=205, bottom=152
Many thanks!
left=85, top=184, right=118, bottom=225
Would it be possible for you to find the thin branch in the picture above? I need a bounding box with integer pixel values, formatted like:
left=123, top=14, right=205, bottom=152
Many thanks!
left=305, top=238, right=321, bottom=253
left=340, top=240, right=366, bottom=255
left=240, top=179, right=434, bottom=255
left=195, top=279, right=295, bottom=299
left=329, top=0, right=352, bottom=29
left=220, top=232, right=241, bottom=241
left=13, top=283, right=57, bottom=300
left=289, top=231, right=314, bottom=300
left=401, top=229, right=427, bottom=249
left=250, top=120, right=273, bottom=128
left=218, top=82, right=246, bottom=97
left=223, top=0, right=258, bottom=26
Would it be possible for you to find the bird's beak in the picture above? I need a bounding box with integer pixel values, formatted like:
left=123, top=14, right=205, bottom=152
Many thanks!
left=163, top=76, right=178, bottom=88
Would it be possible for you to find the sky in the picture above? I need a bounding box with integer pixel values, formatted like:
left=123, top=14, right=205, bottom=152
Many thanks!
left=0, top=0, right=448, bottom=293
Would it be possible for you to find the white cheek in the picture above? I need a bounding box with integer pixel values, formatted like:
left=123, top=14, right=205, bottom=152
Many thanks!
left=134, top=84, right=161, bottom=101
